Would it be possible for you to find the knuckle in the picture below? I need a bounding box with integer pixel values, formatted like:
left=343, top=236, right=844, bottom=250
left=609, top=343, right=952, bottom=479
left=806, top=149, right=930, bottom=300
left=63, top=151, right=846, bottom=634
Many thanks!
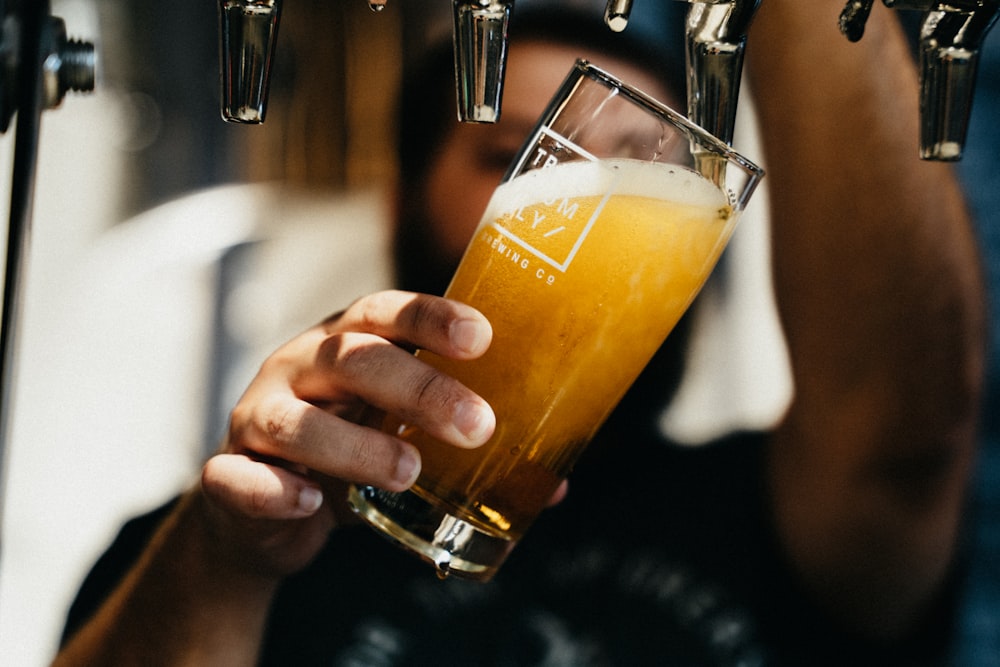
left=230, top=392, right=307, bottom=455
left=405, top=294, right=442, bottom=334
left=413, top=367, right=449, bottom=409
left=326, top=333, right=374, bottom=377
left=344, top=431, right=381, bottom=477
left=264, top=400, right=305, bottom=447
left=350, top=290, right=395, bottom=333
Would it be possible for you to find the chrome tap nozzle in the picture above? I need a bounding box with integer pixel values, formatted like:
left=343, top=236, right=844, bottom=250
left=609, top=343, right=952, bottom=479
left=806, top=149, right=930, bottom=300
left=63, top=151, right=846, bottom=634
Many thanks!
left=684, top=0, right=761, bottom=146
left=218, top=0, right=282, bottom=124
left=841, top=0, right=999, bottom=160
left=452, top=0, right=514, bottom=123
left=605, top=0, right=635, bottom=32
left=910, top=0, right=998, bottom=160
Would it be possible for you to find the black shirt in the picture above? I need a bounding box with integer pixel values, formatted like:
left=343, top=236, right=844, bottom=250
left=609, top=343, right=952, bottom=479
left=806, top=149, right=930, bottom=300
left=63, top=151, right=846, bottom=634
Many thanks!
left=63, top=429, right=957, bottom=666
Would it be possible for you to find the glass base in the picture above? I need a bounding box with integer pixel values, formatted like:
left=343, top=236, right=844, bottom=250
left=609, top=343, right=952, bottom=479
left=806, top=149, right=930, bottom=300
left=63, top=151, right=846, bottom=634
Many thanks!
left=347, top=484, right=516, bottom=582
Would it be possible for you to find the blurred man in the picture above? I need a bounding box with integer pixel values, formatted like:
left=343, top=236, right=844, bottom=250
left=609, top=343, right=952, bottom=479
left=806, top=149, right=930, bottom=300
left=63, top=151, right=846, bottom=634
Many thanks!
left=55, top=1, right=985, bottom=665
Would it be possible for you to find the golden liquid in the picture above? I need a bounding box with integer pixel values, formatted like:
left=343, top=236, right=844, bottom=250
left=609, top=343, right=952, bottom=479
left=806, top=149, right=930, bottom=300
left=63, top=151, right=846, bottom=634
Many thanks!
left=389, top=160, right=734, bottom=540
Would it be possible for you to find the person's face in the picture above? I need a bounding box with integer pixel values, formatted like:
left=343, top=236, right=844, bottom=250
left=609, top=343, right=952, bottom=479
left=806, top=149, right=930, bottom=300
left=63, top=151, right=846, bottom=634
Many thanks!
left=420, top=40, right=678, bottom=272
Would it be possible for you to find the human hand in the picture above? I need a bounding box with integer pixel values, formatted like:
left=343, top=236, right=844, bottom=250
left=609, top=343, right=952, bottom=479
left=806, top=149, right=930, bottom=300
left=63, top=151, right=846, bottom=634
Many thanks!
left=197, top=290, right=497, bottom=577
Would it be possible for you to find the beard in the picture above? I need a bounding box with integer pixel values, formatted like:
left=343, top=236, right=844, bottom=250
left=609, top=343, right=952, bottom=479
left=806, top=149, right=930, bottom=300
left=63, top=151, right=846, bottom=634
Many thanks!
left=391, top=204, right=463, bottom=297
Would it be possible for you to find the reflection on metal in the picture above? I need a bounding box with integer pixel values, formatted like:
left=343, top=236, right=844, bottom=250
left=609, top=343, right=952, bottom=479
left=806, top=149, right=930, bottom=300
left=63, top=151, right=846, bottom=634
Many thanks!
left=683, top=0, right=761, bottom=147
left=214, top=0, right=994, bottom=159
left=605, top=0, right=635, bottom=32
left=218, top=0, right=282, bottom=123
left=452, top=0, right=513, bottom=123
left=217, top=0, right=513, bottom=125
left=840, top=0, right=999, bottom=161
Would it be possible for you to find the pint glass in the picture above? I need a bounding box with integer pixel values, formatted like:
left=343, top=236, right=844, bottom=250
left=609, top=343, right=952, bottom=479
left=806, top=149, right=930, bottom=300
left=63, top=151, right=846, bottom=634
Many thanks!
left=348, top=61, right=764, bottom=581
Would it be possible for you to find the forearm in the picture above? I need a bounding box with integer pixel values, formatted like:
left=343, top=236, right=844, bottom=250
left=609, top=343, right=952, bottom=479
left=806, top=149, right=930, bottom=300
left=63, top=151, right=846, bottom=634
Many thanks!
left=745, top=0, right=985, bottom=637
left=53, top=290, right=488, bottom=663
left=54, top=491, right=279, bottom=666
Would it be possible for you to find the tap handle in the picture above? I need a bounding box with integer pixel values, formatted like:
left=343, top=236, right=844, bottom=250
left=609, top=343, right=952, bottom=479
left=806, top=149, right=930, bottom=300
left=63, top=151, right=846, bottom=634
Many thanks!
left=452, top=0, right=514, bottom=123
left=913, top=1, right=998, bottom=160
left=218, top=0, right=282, bottom=124
left=684, top=0, right=761, bottom=146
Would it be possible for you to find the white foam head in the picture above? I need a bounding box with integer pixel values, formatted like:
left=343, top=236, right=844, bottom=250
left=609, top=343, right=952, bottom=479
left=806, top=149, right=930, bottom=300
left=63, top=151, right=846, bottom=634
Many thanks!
left=487, top=158, right=727, bottom=219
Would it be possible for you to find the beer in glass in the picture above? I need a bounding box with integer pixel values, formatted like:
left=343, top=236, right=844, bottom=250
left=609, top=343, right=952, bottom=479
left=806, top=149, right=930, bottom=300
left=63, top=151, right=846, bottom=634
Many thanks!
left=349, top=61, right=764, bottom=581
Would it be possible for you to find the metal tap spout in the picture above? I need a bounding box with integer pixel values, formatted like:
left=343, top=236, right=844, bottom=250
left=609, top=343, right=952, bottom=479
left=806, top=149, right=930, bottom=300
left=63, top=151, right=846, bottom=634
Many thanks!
left=452, top=0, right=514, bottom=123
left=909, top=0, right=998, bottom=160
left=604, top=0, right=635, bottom=32
left=683, top=0, right=762, bottom=146
left=841, top=0, right=999, bottom=161
left=218, top=0, right=283, bottom=123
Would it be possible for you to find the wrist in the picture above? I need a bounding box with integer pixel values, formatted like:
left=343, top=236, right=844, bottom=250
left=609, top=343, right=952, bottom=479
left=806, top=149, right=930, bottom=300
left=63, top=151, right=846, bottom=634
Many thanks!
left=176, top=489, right=287, bottom=597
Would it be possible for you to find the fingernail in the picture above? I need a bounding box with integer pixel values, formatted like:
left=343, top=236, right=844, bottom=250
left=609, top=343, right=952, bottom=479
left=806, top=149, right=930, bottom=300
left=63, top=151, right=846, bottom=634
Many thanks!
left=450, top=318, right=489, bottom=355
left=454, top=400, right=495, bottom=445
left=298, top=486, right=324, bottom=514
left=395, top=445, right=421, bottom=486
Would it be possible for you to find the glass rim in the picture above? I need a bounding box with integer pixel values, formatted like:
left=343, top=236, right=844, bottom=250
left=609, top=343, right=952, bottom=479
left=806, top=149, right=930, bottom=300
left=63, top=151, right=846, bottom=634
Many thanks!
left=571, top=59, right=765, bottom=183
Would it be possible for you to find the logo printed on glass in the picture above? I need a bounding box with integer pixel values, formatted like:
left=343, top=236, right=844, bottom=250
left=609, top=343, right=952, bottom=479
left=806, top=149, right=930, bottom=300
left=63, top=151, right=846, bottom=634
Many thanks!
left=493, top=128, right=619, bottom=273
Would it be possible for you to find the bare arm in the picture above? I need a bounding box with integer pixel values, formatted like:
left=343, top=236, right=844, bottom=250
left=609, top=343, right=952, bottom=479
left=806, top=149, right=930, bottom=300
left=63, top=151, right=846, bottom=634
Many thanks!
left=746, top=1, right=986, bottom=639
left=53, top=292, right=496, bottom=665
left=53, top=492, right=281, bottom=666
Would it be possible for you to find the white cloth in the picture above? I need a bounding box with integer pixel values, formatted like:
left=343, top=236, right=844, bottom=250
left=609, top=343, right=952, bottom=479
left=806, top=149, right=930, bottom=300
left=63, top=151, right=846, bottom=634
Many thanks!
left=660, top=92, right=793, bottom=444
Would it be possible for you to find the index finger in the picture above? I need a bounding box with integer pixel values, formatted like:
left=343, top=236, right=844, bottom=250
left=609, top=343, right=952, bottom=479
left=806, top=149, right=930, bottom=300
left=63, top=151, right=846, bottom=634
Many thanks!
left=331, top=290, right=492, bottom=360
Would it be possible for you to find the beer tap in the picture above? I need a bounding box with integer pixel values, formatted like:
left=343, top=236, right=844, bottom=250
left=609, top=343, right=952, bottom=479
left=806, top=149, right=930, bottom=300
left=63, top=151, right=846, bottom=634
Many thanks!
left=216, top=0, right=996, bottom=160
left=679, top=0, right=761, bottom=146
left=604, top=0, right=636, bottom=32
left=452, top=0, right=757, bottom=132
left=218, top=0, right=283, bottom=123
left=452, top=1, right=515, bottom=123
left=597, top=0, right=761, bottom=147
left=605, top=0, right=996, bottom=160
left=214, top=0, right=757, bottom=136
left=218, top=0, right=514, bottom=125
left=839, top=0, right=998, bottom=161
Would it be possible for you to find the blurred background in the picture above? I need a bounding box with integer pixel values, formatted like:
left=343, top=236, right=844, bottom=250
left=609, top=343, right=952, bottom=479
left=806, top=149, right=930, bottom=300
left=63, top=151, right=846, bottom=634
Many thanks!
left=0, top=1, right=995, bottom=665
left=0, top=2, right=794, bottom=663
left=0, top=1, right=407, bottom=663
